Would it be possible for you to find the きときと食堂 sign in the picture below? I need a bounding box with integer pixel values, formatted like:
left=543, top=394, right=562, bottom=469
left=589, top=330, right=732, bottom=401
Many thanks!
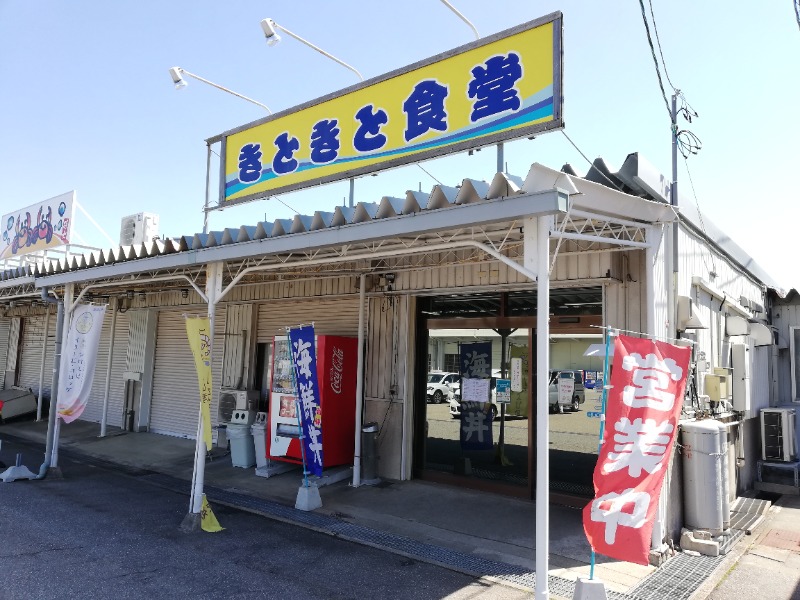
left=216, top=13, right=562, bottom=208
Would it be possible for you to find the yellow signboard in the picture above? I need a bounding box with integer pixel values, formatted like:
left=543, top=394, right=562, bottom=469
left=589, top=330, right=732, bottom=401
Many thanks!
left=215, top=12, right=562, bottom=208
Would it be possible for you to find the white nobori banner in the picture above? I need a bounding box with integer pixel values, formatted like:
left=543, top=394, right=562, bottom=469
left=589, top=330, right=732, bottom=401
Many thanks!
left=57, top=303, right=106, bottom=423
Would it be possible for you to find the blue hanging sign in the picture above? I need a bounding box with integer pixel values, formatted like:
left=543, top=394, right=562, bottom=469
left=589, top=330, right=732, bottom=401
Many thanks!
left=459, top=341, right=493, bottom=450
left=460, top=342, right=492, bottom=379
left=288, top=325, right=324, bottom=477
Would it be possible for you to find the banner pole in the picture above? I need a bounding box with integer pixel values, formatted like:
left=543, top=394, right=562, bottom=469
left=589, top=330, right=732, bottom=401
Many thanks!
left=51, top=282, right=74, bottom=469
left=590, top=328, right=614, bottom=579
left=286, top=330, right=310, bottom=489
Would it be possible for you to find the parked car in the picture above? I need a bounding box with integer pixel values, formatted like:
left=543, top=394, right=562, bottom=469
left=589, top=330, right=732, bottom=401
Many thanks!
left=426, top=371, right=460, bottom=403
left=0, top=387, right=39, bottom=423
left=549, top=370, right=586, bottom=413
left=448, top=369, right=503, bottom=419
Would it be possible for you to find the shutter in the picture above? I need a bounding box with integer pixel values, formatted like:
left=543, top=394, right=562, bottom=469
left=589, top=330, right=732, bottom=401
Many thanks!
left=0, top=318, right=10, bottom=389
left=17, top=315, right=46, bottom=394
left=257, top=297, right=362, bottom=343
left=78, top=310, right=129, bottom=427
left=150, top=308, right=226, bottom=439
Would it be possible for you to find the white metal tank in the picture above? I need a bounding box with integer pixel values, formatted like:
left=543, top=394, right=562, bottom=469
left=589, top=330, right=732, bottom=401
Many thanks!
left=681, top=420, right=729, bottom=536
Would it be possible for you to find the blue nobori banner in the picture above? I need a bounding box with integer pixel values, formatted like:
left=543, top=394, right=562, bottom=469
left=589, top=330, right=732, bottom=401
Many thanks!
left=288, top=325, right=324, bottom=477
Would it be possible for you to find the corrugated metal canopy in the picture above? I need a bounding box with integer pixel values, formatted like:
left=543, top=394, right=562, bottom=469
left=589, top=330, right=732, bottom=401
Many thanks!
left=0, top=153, right=780, bottom=295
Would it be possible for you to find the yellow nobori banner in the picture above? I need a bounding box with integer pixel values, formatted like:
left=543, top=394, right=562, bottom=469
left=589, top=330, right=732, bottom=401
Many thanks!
left=216, top=12, right=562, bottom=208
left=186, top=317, right=214, bottom=451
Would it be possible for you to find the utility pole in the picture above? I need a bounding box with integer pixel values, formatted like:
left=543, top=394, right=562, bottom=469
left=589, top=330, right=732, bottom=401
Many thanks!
left=670, top=90, right=679, bottom=340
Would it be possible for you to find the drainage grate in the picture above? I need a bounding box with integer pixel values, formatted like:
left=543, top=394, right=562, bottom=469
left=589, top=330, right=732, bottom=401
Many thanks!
left=138, top=471, right=747, bottom=600
left=140, top=472, right=553, bottom=591
left=626, top=552, right=725, bottom=600
left=549, top=479, right=593, bottom=497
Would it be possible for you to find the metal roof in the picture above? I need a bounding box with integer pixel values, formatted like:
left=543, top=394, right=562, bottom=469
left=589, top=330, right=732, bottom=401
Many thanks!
left=0, top=153, right=780, bottom=294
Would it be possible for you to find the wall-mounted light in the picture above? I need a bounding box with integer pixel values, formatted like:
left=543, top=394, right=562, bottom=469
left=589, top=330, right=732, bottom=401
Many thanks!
left=126, top=290, right=134, bottom=300
left=181, top=289, right=189, bottom=299
left=259, top=18, right=364, bottom=81
left=167, top=66, right=272, bottom=113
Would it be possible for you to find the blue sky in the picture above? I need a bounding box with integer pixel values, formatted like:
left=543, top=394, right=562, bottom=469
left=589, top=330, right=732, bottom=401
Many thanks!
left=1, top=1, right=798, bottom=290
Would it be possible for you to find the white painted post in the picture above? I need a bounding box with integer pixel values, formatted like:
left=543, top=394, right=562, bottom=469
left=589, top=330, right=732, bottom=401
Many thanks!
left=352, top=273, right=367, bottom=487
left=648, top=226, right=668, bottom=555
left=99, top=299, right=118, bottom=437
left=535, top=215, right=552, bottom=600
left=189, top=262, right=222, bottom=516
left=51, top=282, right=75, bottom=469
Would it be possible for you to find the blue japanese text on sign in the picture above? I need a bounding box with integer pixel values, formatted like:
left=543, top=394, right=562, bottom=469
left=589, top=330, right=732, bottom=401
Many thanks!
left=288, top=325, right=324, bottom=477
left=459, top=341, right=493, bottom=450
left=216, top=13, right=563, bottom=208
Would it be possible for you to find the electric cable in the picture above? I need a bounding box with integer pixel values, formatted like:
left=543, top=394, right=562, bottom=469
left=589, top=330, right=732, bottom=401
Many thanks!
left=682, top=156, right=718, bottom=277
left=795, top=0, right=800, bottom=31
left=637, top=0, right=672, bottom=120
left=270, top=194, right=300, bottom=214
left=648, top=0, right=677, bottom=92
left=416, top=163, right=444, bottom=186
left=560, top=130, right=627, bottom=193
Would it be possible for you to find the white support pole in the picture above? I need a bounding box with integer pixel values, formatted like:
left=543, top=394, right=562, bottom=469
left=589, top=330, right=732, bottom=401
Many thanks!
left=352, top=273, right=367, bottom=488
left=535, top=215, right=551, bottom=600
left=99, top=299, right=118, bottom=437
left=189, top=262, right=222, bottom=515
left=36, top=304, right=51, bottom=421
left=51, top=282, right=75, bottom=469
left=648, top=227, right=670, bottom=555
left=74, top=199, right=117, bottom=248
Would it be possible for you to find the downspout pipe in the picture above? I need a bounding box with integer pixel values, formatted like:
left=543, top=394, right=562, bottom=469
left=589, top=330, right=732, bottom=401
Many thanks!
left=37, top=287, right=63, bottom=479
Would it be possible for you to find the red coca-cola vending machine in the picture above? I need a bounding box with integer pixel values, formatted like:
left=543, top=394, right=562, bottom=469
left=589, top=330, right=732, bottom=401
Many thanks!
left=267, top=335, right=358, bottom=469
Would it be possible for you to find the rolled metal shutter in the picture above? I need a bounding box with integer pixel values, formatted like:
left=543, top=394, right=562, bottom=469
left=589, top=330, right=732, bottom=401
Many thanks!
left=257, top=298, right=361, bottom=343
left=79, top=311, right=130, bottom=427
left=0, top=318, right=10, bottom=389
left=150, top=308, right=226, bottom=439
left=17, top=315, right=46, bottom=394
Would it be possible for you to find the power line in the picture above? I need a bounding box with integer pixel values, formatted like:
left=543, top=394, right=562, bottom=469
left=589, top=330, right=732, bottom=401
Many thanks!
left=560, top=130, right=627, bottom=193
left=647, top=0, right=677, bottom=91
left=795, top=0, right=800, bottom=30
left=682, top=156, right=717, bottom=276
left=416, top=163, right=444, bottom=186
left=637, top=0, right=672, bottom=120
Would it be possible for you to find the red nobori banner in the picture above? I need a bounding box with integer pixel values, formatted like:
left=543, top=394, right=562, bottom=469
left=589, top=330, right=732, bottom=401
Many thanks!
left=583, top=335, right=691, bottom=565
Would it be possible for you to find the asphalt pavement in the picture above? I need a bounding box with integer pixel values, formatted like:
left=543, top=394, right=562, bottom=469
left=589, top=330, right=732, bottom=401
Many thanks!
left=0, top=437, right=530, bottom=600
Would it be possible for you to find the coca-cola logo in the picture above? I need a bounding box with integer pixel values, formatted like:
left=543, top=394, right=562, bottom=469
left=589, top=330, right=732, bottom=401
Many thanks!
left=330, top=347, right=344, bottom=394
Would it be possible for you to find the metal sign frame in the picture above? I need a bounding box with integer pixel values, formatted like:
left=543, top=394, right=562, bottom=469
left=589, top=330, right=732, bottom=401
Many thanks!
left=209, top=11, right=563, bottom=210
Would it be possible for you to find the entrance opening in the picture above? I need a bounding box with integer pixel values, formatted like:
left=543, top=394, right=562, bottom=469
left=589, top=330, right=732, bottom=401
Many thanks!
left=414, top=289, right=604, bottom=500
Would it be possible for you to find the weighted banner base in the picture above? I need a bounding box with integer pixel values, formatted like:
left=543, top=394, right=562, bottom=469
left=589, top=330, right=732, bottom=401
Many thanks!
left=295, top=482, right=322, bottom=511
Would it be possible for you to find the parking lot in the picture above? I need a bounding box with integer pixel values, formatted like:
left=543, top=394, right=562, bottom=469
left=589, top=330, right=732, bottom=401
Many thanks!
left=425, top=391, right=603, bottom=489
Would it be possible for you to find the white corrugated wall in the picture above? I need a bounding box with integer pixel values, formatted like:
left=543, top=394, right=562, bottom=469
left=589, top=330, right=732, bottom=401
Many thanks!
left=256, top=298, right=361, bottom=343
left=149, top=307, right=226, bottom=439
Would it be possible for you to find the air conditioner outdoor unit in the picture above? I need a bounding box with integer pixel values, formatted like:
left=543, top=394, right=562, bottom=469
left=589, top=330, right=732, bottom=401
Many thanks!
left=218, top=389, right=259, bottom=423
left=119, top=212, right=160, bottom=246
left=217, top=389, right=259, bottom=448
left=761, top=408, right=797, bottom=463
